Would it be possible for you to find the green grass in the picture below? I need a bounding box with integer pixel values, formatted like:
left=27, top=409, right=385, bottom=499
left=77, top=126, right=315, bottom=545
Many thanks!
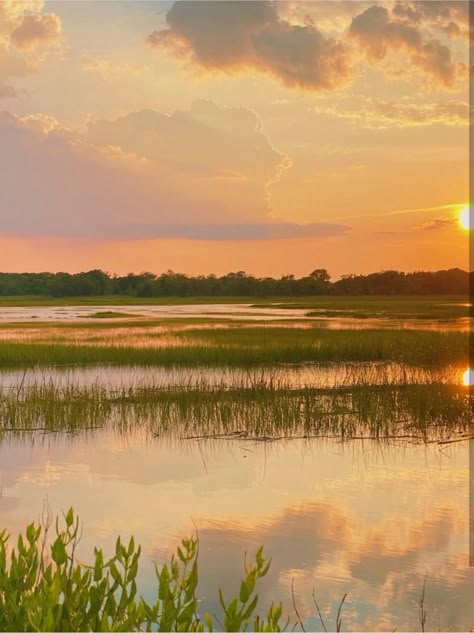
left=0, top=295, right=268, bottom=307
left=0, top=327, right=468, bottom=368
left=2, top=380, right=471, bottom=443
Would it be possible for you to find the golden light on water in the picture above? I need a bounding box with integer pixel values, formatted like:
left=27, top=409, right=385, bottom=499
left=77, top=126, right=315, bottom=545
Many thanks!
left=459, top=207, right=471, bottom=230
left=462, top=368, right=473, bottom=386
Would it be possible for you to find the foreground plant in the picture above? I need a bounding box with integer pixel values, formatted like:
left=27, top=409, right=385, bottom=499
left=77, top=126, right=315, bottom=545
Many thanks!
left=0, top=509, right=285, bottom=632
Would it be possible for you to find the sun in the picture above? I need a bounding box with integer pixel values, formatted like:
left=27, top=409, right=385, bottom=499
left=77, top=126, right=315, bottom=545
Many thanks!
left=462, top=368, right=473, bottom=386
left=459, top=206, right=471, bottom=230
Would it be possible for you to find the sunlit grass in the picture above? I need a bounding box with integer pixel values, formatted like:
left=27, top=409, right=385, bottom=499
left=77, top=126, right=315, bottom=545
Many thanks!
left=0, top=328, right=468, bottom=367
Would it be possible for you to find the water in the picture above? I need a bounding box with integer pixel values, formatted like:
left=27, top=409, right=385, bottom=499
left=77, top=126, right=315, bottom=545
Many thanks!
left=0, top=305, right=471, bottom=629
left=0, top=304, right=308, bottom=322
left=0, top=431, right=472, bottom=631
left=0, top=304, right=470, bottom=330
left=0, top=362, right=466, bottom=392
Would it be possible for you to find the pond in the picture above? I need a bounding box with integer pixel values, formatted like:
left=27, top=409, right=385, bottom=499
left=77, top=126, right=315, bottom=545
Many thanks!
left=0, top=431, right=472, bottom=631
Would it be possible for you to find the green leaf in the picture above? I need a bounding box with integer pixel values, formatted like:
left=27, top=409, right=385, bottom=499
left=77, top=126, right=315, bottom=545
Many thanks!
left=93, top=549, right=104, bottom=582
left=241, top=594, right=258, bottom=622
left=65, top=508, right=74, bottom=528
left=51, top=538, right=67, bottom=566
left=239, top=580, right=250, bottom=604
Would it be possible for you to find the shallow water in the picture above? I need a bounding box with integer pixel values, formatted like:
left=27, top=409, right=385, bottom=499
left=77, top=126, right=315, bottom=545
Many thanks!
left=0, top=304, right=307, bottom=322
left=0, top=362, right=467, bottom=392
left=0, top=304, right=470, bottom=331
left=0, top=431, right=472, bottom=631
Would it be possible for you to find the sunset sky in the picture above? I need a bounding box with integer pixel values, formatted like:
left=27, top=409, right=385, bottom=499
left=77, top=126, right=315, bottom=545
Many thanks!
left=0, top=0, right=470, bottom=279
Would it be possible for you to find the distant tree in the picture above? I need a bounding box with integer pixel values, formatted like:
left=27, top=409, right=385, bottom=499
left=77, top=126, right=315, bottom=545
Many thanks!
left=309, top=269, right=331, bottom=283
left=0, top=268, right=470, bottom=297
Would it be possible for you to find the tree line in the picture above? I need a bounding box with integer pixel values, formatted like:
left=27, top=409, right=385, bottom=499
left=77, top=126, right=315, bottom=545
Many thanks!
left=0, top=268, right=471, bottom=297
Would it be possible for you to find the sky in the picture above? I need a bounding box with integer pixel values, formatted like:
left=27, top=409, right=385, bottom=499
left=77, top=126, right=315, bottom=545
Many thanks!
left=0, top=0, right=470, bottom=279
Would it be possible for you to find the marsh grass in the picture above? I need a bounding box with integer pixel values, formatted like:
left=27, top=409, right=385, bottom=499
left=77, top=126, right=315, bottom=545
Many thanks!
left=251, top=296, right=471, bottom=319
left=0, top=328, right=468, bottom=367
left=1, top=379, right=471, bottom=443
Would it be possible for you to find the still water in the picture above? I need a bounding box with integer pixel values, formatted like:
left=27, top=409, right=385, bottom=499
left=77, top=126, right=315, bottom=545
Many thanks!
left=0, top=431, right=472, bottom=631
left=0, top=362, right=465, bottom=392
left=0, top=304, right=470, bottom=331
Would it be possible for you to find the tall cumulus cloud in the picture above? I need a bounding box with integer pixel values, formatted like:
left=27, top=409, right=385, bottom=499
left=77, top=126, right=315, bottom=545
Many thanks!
left=0, top=102, right=349, bottom=241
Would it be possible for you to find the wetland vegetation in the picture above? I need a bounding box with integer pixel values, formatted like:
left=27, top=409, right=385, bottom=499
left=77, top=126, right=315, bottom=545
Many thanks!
left=1, top=378, right=471, bottom=443
left=0, top=294, right=472, bottom=631
left=0, top=328, right=469, bottom=367
left=0, top=509, right=283, bottom=632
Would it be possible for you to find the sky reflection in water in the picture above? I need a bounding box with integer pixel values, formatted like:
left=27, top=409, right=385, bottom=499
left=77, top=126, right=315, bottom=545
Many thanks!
left=0, top=432, right=472, bottom=631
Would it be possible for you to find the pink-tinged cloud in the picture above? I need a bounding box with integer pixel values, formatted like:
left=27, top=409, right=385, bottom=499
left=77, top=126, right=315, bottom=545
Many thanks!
left=10, top=13, right=62, bottom=50
left=147, top=1, right=353, bottom=91
left=0, top=2, right=62, bottom=94
left=0, top=104, right=348, bottom=241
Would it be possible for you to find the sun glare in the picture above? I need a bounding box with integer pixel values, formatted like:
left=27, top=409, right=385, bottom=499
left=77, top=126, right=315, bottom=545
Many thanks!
left=462, top=368, right=473, bottom=386
left=459, top=207, right=471, bottom=230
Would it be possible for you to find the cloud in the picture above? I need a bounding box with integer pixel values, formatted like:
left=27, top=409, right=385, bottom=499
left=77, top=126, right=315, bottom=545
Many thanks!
left=313, top=98, right=469, bottom=127
left=148, top=1, right=467, bottom=91
left=0, top=1, right=62, bottom=96
left=412, top=216, right=456, bottom=231
left=87, top=100, right=291, bottom=219
left=392, top=1, right=469, bottom=38
left=79, top=56, right=146, bottom=75
left=0, top=103, right=345, bottom=242
left=10, top=12, right=62, bottom=50
left=349, top=5, right=466, bottom=87
left=147, top=0, right=354, bottom=91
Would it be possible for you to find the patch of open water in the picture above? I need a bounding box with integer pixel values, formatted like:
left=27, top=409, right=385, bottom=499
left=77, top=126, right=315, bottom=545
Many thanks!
left=0, top=362, right=466, bottom=392
left=0, top=431, right=472, bottom=631
left=0, top=304, right=470, bottom=331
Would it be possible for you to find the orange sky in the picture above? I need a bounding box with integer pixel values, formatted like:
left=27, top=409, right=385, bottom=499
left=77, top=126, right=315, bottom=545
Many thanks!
left=0, top=1, right=470, bottom=278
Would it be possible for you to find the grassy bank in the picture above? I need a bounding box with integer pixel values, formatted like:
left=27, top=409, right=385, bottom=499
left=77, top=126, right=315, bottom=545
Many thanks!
left=0, top=295, right=268, bottom=307
left=0, top=328, right=467, bottom=367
